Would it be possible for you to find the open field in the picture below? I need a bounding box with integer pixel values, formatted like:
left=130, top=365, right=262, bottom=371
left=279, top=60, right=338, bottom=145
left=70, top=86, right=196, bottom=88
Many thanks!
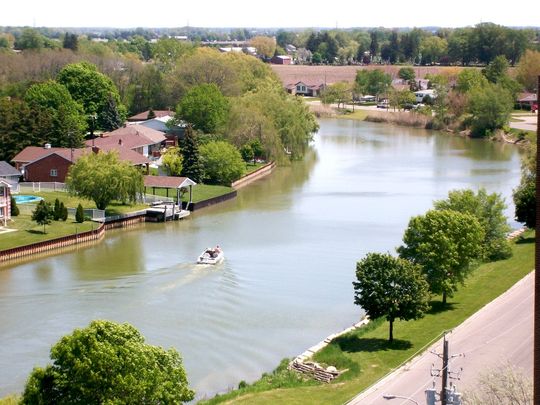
left=202, top=231, right=534, bottom=404
left=271, top=65, right=466, bottom=86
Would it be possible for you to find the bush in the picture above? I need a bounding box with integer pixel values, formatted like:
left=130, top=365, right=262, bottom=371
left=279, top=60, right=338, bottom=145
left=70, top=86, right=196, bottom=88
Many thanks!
left=75, top=203, right=84, bottom=223
left=53, top=198, right=61, bottom=220
left=60, top=202, right=68, bottom=221
left=10, top=196, right=19, bottom=216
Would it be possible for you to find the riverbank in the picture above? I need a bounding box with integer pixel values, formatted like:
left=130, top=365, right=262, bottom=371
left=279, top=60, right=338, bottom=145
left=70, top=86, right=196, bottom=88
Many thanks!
left=200, top=230, right=535, bottom=404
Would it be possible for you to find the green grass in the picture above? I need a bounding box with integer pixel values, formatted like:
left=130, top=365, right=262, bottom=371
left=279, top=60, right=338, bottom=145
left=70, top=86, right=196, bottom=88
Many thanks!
left=202, top=231, right=535, bottom=404
left=245, top=162, right=267, bottom=175
left=144, top=184, right=234, bottom=204
left=0, top=395, right=19, bottom=405
left=0, top=213, right=96, bottom=250
left=506, top=127, right=537, bottom=144
left=337, top=109, right=369, bottom=121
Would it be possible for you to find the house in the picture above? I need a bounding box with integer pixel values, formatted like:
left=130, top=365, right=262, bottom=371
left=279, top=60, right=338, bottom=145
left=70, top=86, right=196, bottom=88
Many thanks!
left=0, top=161, right=22, bottom=185
left=0, top=179, right=11, bottom=226
left=271, top=55, right=292, bottom=65
left=286, top=81, right=326, bottom=97
left=12, top=144, right=151, bottom=183
left=516, top=92, right=538, bottom=110
left=87, top=125, right=166, bottom=158
left=127, top=110, right=174, bottom=122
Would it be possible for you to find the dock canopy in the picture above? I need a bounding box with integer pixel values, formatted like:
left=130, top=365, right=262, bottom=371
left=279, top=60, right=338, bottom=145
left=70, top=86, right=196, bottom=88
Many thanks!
left=143, top=175, right=196, bottom=207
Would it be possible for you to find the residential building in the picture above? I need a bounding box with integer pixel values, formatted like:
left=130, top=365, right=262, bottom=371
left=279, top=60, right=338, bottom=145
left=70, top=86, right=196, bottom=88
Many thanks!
left=0, top=179, right=12, bottom=226
left=0, top=161, right=22, bottom=185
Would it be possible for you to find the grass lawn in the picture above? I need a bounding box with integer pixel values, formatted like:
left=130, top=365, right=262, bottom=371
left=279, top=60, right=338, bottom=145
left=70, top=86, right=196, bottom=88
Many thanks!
left=337, top=109, right=370, bottom=121
left=0, top=214, right=96, bottom=251
left=144, top=184, right=234, bottom=204
left=202, top=231, right=535, bottom=404
left=245, top=162, right=267, bottom=175
left=507, top=127, right=537, bottom=144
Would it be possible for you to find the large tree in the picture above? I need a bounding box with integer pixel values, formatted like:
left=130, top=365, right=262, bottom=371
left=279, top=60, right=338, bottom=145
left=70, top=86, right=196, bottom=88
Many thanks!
left=161, top=146, right=183, bottom=176
left=24, top=80, right=87, bottom=147
left=355, top=69, right=392, bottom=99
left=513, top=145, right=536, bottom=228
left=353, top=253, right=430, bottom=342
left=200, top=141, right=246, bottom=185
left=66, top=151, right=143, bottom=210
left=467, top=83, right=513, bottom=137
left=398, top=209, right=484, bottom=304
left=31, top=200, right=53, bottom=234
left=515, top=49, right=540, bottom=92
left=175, top=83, right=229, bottom=134
left=180, top=125, right=203, bottom=183
left=57, top=62, right=126, bottom=131
left=21, top=320, right=194, bottom=404
left=434, top=189, right=512, bottom=261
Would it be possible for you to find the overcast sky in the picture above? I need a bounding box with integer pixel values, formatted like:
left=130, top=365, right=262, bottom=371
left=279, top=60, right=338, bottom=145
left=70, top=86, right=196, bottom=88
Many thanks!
left=1, top=0, right=536, bottom=29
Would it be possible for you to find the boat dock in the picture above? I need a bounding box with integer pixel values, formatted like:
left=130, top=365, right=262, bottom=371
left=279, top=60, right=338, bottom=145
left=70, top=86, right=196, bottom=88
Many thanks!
left=145, top=203, right=190, bottom=222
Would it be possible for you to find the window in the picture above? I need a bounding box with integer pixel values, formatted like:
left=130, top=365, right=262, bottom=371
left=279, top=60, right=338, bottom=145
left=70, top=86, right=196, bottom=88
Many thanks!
left=50, top=169, right=58, bottom=177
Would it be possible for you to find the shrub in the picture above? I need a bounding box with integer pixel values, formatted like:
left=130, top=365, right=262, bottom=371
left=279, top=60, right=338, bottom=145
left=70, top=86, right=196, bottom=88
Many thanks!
left=75, top=203, right=84, bottom=223
left=10, top=196, right=19, bottom=216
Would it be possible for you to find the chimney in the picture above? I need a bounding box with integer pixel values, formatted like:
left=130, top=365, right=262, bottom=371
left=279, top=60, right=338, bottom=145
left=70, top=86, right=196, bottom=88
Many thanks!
left=118, top=139, right=123, bottom=146
left=44, top=143, right=51, bottom=149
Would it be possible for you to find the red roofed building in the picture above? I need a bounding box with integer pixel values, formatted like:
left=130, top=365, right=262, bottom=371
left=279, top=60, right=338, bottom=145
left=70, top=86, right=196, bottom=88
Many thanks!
left=87, top=125, right=166, bottom=158
left=286, top=80, right=326, bottom=97
left=127, top=110, right=174, bottom=122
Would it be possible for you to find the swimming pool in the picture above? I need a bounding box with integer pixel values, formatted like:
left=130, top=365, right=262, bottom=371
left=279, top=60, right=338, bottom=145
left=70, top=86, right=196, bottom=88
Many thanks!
left=13, top=195, right=43, bottom=204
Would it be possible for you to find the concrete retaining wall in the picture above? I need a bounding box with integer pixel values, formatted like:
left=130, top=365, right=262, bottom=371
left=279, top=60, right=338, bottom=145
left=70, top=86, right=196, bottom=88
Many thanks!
left=232, top=162, right=276, bottom=189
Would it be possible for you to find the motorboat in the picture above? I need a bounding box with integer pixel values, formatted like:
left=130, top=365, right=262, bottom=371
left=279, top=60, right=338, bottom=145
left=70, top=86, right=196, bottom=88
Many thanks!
left=197, top=246, right=224, bottom=265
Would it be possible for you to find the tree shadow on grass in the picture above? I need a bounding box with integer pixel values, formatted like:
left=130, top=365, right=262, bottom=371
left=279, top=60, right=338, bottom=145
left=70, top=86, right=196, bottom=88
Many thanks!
left=334, top=335, right=412, bottom=354
left=427, top=301, right=456, bottom=315
left=516, top=236, right=534, bottom=245
left=27, top=230, right=46, bottom=235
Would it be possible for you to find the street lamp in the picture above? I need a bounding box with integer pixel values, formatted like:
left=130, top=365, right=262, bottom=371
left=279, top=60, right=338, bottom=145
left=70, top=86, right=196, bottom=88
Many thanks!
left=383, top=394, right=419, bottom=405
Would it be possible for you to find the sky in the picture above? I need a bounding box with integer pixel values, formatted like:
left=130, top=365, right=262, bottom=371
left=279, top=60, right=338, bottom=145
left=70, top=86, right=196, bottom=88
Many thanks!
left=1, top=0, right=537, bottom=29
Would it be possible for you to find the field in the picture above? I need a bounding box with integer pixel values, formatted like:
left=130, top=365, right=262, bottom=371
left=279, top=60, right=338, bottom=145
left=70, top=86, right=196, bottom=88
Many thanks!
left=271, top=65, right=465, bottom=86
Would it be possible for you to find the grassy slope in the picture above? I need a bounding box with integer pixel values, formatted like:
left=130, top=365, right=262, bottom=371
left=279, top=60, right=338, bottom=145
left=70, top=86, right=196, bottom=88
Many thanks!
left=203, top=231, right=534, bottom=404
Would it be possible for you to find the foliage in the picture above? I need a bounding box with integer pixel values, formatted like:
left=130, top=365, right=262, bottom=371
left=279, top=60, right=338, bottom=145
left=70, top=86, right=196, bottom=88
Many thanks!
left=389, top=89, right=416, bottom=110
left=321, top=82, right=352, bottom=109
left=398, top=209, right=484, bottom=304
left=61, top=203, right=68, bottom=221
left=419, top=36, right=448, bottom=65
left=31, top=200, right=53, bottom=233
left=175, top=83, right=229, bottom=134
left=99, top=93, right=124, bottom=131
left=355, top=69, right=392, bottom=99
left=24, top=80, right=87, bottom=148
left=21, top=320, right=194, bottom=404
left=75, top=203, right=84, bottom=223
left=467, top=83, right=513, bottom=137
left=10, top=196, right=19, bottom=216
left=161, top=146, right=184, bottom=176
left=66, top=151, right=144, bottom=210
left=456, top=68, right=488, bottom=93
left=57, top=62, right=126, bottom=131
left=353, top=253, right=430, bottom=341
left=398, top=67, right=415, bottom=82
left=53, top=198, right=61, bottom=221
left=484, top=55, right=509, bottom=84
left=249, top=36, right=276, bottom=58
left=62, top=33, right=78, bottom=51
left=434, top=189, right=512, bottom=261
left=180, top=126, right=203, bottom=183
left=463, top=364, right=532, bottom=405
left=513, top=145, right=536, bottom=228
left=240, top=144, right=254, bottom=163
left=200, top=141, right=246, bottom=185
left=15, top=29, right=45, bottom=50
left=516, top=49, right=540, bottom=92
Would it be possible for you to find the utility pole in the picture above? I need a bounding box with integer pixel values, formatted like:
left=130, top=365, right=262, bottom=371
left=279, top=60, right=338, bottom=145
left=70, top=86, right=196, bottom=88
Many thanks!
left=429, top=333, right=463, bottom=405
left=441, top=336, right=449, bottom=405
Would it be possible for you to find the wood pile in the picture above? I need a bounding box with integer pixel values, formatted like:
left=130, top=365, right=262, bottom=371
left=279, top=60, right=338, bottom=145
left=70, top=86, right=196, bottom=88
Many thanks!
left=289, top=359, right=340, bottom=383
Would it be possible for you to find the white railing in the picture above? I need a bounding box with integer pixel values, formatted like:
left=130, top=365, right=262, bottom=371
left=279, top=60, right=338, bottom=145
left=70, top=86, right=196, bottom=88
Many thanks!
left=18, top=182, right=67, bottom=193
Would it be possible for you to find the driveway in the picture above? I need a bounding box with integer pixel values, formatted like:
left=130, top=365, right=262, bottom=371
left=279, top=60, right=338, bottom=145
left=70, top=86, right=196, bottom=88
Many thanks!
left=510, top=113, right=538, bottom=132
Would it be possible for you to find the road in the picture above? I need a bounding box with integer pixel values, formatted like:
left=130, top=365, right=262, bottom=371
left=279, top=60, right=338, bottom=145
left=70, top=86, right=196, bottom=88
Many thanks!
left=348, top=272, right=534, bottom=405
left=509, top=113, right=538, bottom=132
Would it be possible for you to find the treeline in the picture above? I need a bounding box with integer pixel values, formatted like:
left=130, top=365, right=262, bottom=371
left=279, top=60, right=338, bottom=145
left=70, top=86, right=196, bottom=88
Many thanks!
left=0, top=42, right=318, bottom=166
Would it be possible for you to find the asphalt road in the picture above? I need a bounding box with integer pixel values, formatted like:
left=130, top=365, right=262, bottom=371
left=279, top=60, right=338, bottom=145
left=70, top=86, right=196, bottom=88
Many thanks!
left=348, top=272, right=534, bottom=405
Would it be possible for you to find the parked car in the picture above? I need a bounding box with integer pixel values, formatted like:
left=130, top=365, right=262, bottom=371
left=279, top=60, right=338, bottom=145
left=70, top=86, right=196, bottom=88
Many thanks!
left=532, top=103, right=538, bottom=113
left=377, top=100, right=389, bottom=109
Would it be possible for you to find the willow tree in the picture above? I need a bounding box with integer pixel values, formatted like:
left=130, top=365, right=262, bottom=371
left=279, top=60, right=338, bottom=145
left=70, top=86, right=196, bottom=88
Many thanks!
left=66, top=151, right=143, bottom=210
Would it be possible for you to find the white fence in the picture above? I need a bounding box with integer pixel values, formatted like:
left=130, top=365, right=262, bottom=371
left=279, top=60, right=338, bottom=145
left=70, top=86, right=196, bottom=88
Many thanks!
left=17, top=182, right=67, bottom=193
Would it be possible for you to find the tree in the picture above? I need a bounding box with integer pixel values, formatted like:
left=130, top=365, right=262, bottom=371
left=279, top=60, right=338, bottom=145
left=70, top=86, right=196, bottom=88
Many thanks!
left=353, top=253, right=430, bottom=342
left=398, top=67, right=416, bottom=82
left=161, top=146, right=183, bottom=176
left=398, top=209, right=484, bottom=304
left=175, top=83, right=229, bottom=134
left=249, top=36, right=276, bottom=59
left=57, top=62, right=126, bottom=131
left=434, top=189, right=512, bottom=261
left=513, top=145, right=536, bottom=228
left=15, top=28, right=44, bottom=50
left=355, top=69, right=392, bottom=100
left=180, top=126, right=203, bottom=183
left=67, top=151, right=144, bottom=210
left=419, top=36, right=448, bottom=65
left=24, top=80, right=87, bottom=148
left=31, top=200, right=53, bottom=234
left=240, top=144, right=254, bottom=163
left=10, top=196, right=19, bottom=216
left=456, top=68, right=488, bottom=93
left=21, top=320, right=194, bottom=404
left=516, top=49, right=540, bottom=92
left=75, top=203, right=84, bottom=223
left=53, top=198, right=62, bottom=221
left=62, top=33, right=78, bottom=51
left=99, top=93, right=124, bottom=131
left=484, top=55, right=509, bottom=84
left=467, top=83, right=513, bottom=137
left=60, top=202, right=68, bottom=221
left=200, top=141, right=246, bottom=185
left=320, top=82, right=352, bottom=109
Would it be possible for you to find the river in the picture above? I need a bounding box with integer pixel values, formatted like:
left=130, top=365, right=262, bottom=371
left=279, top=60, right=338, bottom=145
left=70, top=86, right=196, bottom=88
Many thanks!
left=0, top=119, right=522, bottom=400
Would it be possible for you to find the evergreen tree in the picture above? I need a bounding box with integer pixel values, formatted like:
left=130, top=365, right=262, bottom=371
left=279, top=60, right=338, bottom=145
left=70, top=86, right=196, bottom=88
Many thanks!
left=180, top=126, right=203, bottom=183
left=32, top=200, right=53, bottom=233
left=99, top=94, right=124, bottom=131
left=62, top=33, right=78, bottom=51
left=147, top=108, right=156, bottom=119
left=10, top=196, right=19, bottom=216
left=60, top=202, right=68, bottom=221
left=53, top=198, right=61, bottom=221
left=75, top=203, right=84, bottom=223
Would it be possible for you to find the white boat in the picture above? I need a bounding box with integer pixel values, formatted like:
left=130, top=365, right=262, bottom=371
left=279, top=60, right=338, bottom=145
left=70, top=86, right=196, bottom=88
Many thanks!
left=197, top=246, right=224, bottom=265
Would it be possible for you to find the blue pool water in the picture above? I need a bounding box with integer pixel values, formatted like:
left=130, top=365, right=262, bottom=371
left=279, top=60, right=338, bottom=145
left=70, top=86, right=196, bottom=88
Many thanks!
left=13, top=195, right=43, bottom=204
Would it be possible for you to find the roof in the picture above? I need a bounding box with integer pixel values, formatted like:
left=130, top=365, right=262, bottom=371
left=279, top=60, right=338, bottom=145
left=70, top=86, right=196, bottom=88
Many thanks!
left=517, top=93, right=538, bottom=102
left=0, top=179, right=13, bottom=188
left=93, top=145, right=151, bottom=166
left=286, top=80, right=326, bottom=90
left=87, top=125, right=166, bottom=150
left=12, top=146, right=83, bottom=164
left=127, top=110, right=174, bottom=122
left=0, top=161, right=21, bottom=177
left=144, top=175, right=196, bottom=189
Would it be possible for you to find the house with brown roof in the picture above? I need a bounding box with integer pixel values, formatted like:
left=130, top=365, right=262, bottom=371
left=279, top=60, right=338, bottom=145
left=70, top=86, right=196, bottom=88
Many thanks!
left=87, top=125, right=166, bottom=158
left=286, top=81, right=326, bottom=97
left=12, top=144, right=151, bottom=183
left=127, top=110, right=174, bottom=122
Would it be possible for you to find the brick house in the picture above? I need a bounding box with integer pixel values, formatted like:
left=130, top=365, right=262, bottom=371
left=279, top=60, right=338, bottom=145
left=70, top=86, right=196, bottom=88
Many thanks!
left=0, top=179, right=11, bottom=226
left=86, top=125, right=166, bottom=158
